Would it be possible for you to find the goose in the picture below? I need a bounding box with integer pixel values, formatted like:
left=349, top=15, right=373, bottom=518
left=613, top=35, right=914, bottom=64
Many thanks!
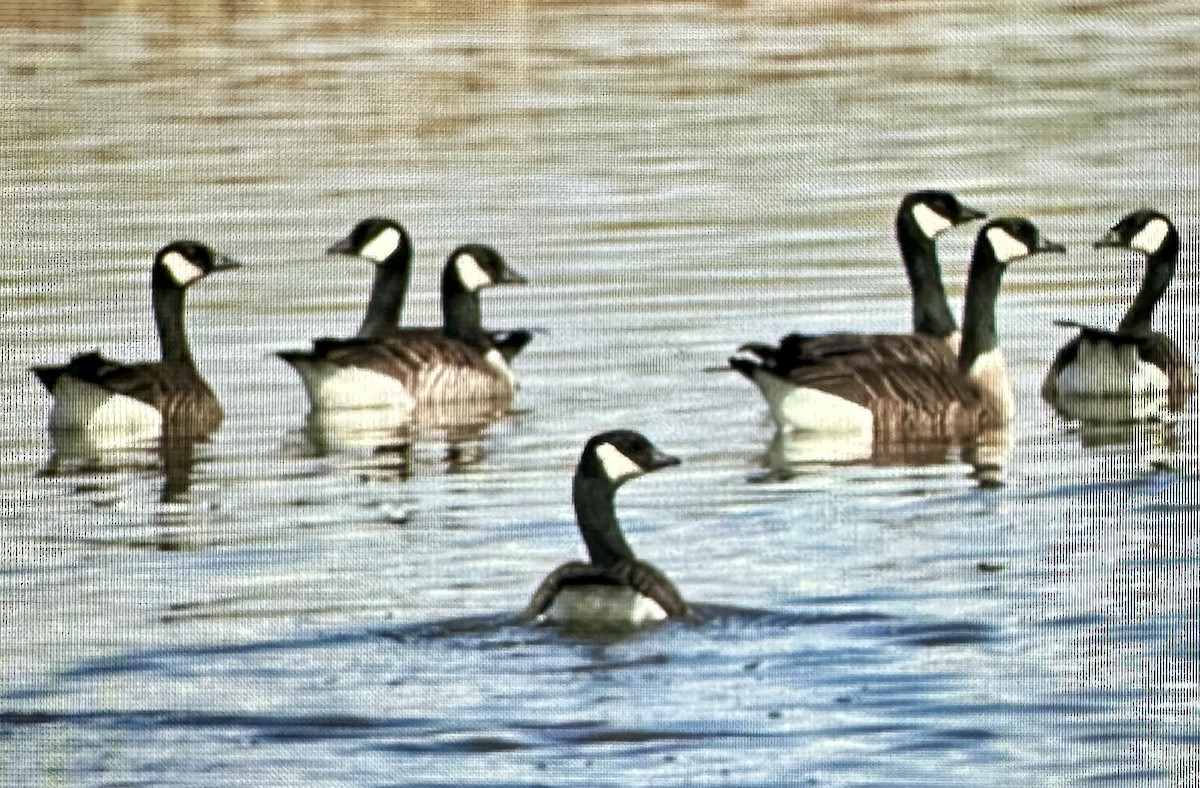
left=737, top=190, right=986, bottom=373
left=522, top=430, right=687, bottom=629
left=31, top=241, right=241, bottom=437
left=320, top=217, right=531, bottom=360
left=278, top=244, right=527, bottom=412
left=731, top=218, right=1065, bottom=439
left=326, top=216, right=415, bottom=340
left=1042, top=210, right=1194, bottom=415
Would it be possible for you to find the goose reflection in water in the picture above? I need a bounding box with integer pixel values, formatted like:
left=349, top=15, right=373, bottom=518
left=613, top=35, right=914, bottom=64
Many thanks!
left=40, top=426, right=208, bottom=504
left=298, top=397, right=518, bottom=477
left=760, top=423, right=1011, bottom=489
left=1049, top=392, right=1181, bottom=472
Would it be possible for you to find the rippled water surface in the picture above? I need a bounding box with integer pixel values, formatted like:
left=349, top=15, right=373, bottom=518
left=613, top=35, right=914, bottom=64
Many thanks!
left=3, top=1, right=1200, bottom=784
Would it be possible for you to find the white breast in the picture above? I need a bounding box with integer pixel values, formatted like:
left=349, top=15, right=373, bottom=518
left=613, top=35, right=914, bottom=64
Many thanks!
left=483, top=348, right=515, bottom=387
left=966, top=347, right=1013, bottom=422
left=1056, top=340, right=1169, bottom=399
left=49, top=377, right=163, bottom=438
left=751, top=370, right=875, bottom=436
left=544, top=586, right=669, bottom=629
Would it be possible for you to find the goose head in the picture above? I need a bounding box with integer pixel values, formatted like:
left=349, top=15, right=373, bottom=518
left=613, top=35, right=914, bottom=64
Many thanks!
left=446, top=244, right=528, bottom=292
left=327, top=217, right=413, bottom=266
left=981, top=217, right=1066, bottom=264
left=581, top=429, right=681, bottom=488
left=1095, top=210, right=1176, bottom=257
left=901, top=190, right=987, bottom=239
left=152, top=240, right=241, bottom=289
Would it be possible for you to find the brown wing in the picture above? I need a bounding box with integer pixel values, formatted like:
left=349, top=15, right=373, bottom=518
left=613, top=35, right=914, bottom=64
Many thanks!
left=283, top=330, right=513, bottom=404
left=41, top=352, right=222, bottom=435
left=609, top=559, right=689, bottom=618
left=780, top=332, right=956, bottom=370
left=521, top=559, right=689, bottom=621
left=785, top=361, right=991, bottom=441
left=1143, top=333, right=1195, bottom=411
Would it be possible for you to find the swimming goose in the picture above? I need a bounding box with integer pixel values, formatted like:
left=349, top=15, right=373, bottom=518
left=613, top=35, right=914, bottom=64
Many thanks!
left=731, top=218, right=1065, bottom=439
left=523, top=430, right=687, bottom=629
left=1042, top=210, right=1194, bottom=415
left=737, top=190, right=986, bottom=373
left=32, top=241, right=241, bottom=437
left=278, top=244, right=527, bottom=412
left=326, top=216, right=415, bottom=340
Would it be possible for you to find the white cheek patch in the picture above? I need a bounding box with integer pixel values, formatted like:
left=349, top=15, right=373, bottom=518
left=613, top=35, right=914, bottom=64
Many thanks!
left=161, top=251, right=205, bottom=286
left=455, top=253, right=493, bottom=292
left=912, top=202, right=954, bottom=238
left=359, top=227, right=402, bottom=263
left=594, top=442, right=645, bottom=483
left=1130, top=218, right=1170, bottom=254
left=986, top=227, right=1031, bottom=262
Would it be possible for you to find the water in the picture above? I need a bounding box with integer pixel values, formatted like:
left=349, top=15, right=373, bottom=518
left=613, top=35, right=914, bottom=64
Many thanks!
left=2, top=2, right=1199, bottom=784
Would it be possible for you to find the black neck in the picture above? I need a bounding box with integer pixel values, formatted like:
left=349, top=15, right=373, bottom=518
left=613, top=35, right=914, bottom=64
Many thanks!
left=440, top=265, right=490, bottom=349
left=151, top=273, right=195, bottom=367
left=1116, top=231, right=1179, bottom=334
left=895, top=210, right=958, bottom=339
left=355, top=256, right=411, bottom=339
left=573, top=455, right=636, bottom=569
left=957, top=240, right=1005, bottom=374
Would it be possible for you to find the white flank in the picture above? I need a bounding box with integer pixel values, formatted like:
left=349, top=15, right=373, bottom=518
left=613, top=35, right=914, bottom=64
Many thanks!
left=161, top=251, right=205, bottom=286
left=49, top=377, right=162, bottom=438
left=359, top=226, right=402, bottom=263
left=290, top=362, right=416, bottom=412
left=594, top=442, right=646, bottom=482
left=1130, top=218, right=1170, bottom=255
left=1056, top=340, right=1169, bottom=399
left=544, top=586, right=668, bottom=628
left=912, top=202, right=954, bottom=238
left=483, top=347, right=515, bottom=387
left=985, top=227, right=1030, bottom=262
left=454, top=253, right=493, bottom=292
left=751, top=370, right=874, bottom=436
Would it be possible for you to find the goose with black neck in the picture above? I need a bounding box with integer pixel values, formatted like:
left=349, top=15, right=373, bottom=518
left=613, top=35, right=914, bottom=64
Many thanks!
left=735, top=190, right=986, bottom=374
left=32, top=240, right=241, bottom=439
left=1042, top=209, right=1194, bottom=421
left=523, top=430, right=688, bottom=632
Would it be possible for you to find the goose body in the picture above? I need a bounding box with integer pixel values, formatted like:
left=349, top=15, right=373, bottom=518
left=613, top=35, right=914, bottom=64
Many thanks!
left=739, top=191, right=985, bottom=376
left=1042, top=211, right=1194, bottom=417
left=279, top=243, right=526, bottom=413
left=732, top=218, right=1065, bottom=439
left=31, top=241, right=240, bottom=438
left=523, top=430, right=687, bottom=630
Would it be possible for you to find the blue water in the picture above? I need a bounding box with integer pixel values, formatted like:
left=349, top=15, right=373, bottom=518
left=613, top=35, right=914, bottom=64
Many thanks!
left=2, top=2, right=1199, bottom=785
